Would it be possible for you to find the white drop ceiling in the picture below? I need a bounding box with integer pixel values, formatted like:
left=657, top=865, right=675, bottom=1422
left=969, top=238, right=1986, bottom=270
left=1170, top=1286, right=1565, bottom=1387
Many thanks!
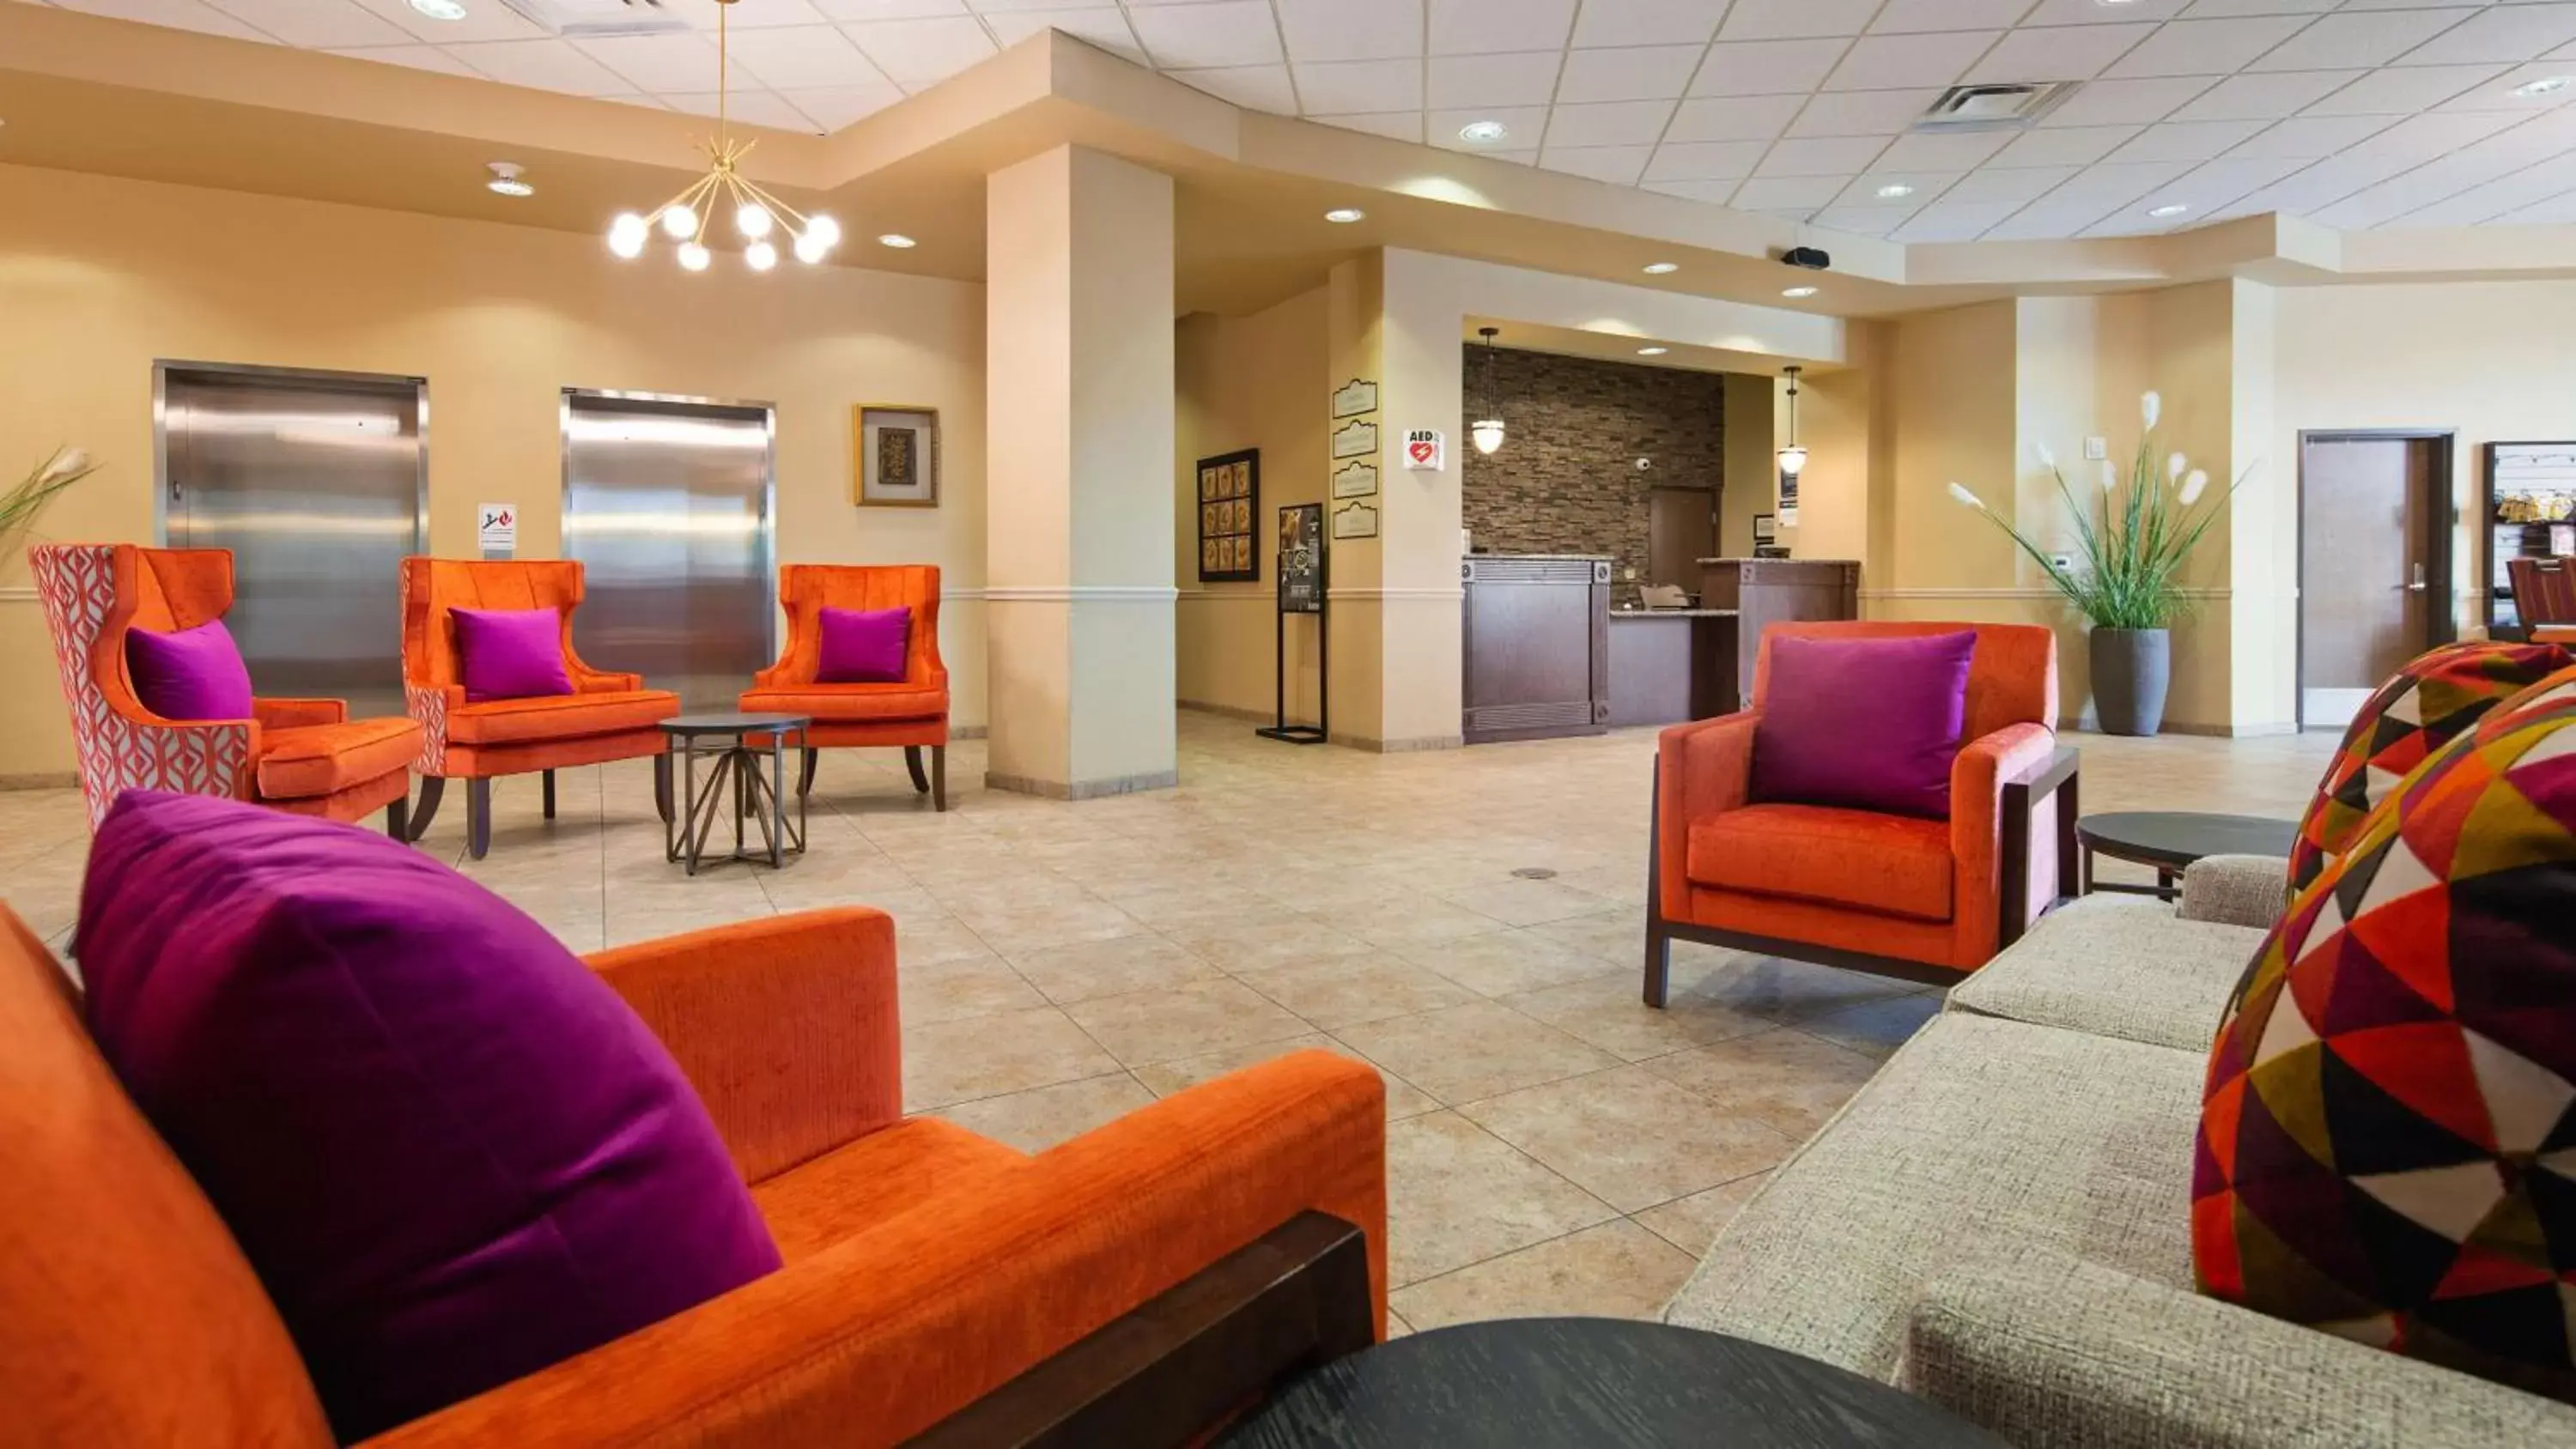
left=21, top=0, right=2576, bottom=239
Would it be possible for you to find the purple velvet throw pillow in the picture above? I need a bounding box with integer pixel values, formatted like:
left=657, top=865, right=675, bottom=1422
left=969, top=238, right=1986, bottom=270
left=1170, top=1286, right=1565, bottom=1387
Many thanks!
left=817, top=605, right=911, bottom=683
left=125, top=618, right=254, bottom=721
left=450, top=606, right=574, bottom=702
left=74, top=791, right=781, bottom=1440
left=1751, top=631, right=1977, bottom=819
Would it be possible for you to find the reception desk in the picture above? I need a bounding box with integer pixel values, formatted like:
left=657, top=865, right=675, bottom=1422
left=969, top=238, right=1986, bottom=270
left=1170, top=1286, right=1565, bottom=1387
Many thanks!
left=1461, top=555, right=1610, bottom=743
left=1607, top=611, right=1737, bottom=727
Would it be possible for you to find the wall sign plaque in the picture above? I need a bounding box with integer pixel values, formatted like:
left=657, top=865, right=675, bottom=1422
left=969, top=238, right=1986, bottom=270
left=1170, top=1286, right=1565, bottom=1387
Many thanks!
left=1331, top=379, right=1379, bottom=419
left=1331, top=419, right=1379, bottom=460
left=1331, top=460, right=1380, bottom=500
left=1332, top=500, right=1379, bottom=540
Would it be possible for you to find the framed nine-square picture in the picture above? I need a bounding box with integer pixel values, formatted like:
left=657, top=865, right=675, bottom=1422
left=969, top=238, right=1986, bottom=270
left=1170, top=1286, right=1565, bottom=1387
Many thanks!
left=855, top=405, right=939, bottom=508
left=1195, top=448, right=1260, bottom=583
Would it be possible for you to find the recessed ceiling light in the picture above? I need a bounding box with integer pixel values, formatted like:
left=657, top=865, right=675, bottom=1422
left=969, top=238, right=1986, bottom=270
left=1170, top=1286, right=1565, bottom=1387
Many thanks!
left=2512, top=76, right=2573, bottom=98
left=1783, top=286, right=1819, bottom=299
left=1457, top=119, right=1510, bottom=145
left=2148, top=203, right=2190, bottom=218
left=410, top=0, right=467, bottom=19
left=877, top=233, right=916, bottom=248
left=1874, top=183, right=1916, bottom=199
left=1637, top=346, right=1669, bottom=355
left=1324, top=207, right=1365, bottom=223
left=484, top=161, right=532, bottom=197
left=1642, top=261, right=1679, bottom=275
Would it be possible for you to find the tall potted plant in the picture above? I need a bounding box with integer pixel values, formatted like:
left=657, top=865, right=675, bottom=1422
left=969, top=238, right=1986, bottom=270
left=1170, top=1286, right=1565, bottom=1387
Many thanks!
left=1947, top=392, right=2245, bottom=737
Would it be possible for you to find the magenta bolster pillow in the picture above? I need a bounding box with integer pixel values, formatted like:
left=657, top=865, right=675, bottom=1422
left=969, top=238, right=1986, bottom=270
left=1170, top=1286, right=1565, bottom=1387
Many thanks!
left=817, top=605, right=912, bottom=683
left=1750, top=630, right=1978, bottom=819
left=74, top=791, right=781, bottom=1440
left=125, top=618, right=255, bottom=721
left=450, top=606, right=574, bottom=702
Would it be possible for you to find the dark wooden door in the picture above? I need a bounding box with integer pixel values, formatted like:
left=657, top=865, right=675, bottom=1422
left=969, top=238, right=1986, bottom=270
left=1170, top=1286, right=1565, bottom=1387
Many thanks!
left=1647, top=488, right=1716, bottom=591
left=2301, top=436, right=2437, bottom=727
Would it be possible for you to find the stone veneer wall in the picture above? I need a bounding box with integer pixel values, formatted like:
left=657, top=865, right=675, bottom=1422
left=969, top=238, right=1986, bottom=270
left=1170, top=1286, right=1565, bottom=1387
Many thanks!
left=1461, top=345, right=1726, bottom=604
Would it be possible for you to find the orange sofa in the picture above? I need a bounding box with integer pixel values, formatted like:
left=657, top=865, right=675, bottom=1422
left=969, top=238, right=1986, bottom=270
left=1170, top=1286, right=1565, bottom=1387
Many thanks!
left=31, top=543, right=421, bottom=834
left=739, top=563, right=951, bottom=811
left=399, top=558, right=681, bottom=858
left=1646, top=621, right=2074, bottom=1004
left=3, top=902, right=1388, bottom=1446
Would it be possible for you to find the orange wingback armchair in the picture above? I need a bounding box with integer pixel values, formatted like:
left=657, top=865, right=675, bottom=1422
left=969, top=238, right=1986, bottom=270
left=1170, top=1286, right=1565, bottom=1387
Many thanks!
left=1645, top=621, right=2075, bottom=1005
left=399, top=557, right=681, bottom=858
left=4, top=902, right=1388, bottom=1447
left=739, top=564, right=951, bottom=810
left=31, top=543, right=420, bottom=834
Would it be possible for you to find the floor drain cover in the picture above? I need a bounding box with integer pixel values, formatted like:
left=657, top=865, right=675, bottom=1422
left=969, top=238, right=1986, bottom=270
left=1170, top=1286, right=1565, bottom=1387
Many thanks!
left=1511, top=867, right=1558, bottom=880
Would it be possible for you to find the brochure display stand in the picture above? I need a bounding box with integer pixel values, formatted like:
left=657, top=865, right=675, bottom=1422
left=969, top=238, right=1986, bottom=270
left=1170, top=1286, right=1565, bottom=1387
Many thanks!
left=1256, top=502, right=1328, bottom=745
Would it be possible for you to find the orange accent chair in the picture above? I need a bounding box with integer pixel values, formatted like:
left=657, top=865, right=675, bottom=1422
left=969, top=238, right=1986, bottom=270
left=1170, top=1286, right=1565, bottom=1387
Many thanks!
left=399, top=557, right=681, bottom=858
left=1645, top=621, right=2076, bottom=1005
left=739, top=564, right=951, bottom=810
left=3, top=902, right=1388, bottom=1446
left=31, top=543, right=421, bottom=834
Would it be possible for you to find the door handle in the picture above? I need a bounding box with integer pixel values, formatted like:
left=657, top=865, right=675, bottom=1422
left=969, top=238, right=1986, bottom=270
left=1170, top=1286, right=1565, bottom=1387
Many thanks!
left=2408, top=561, right=2427, bottom=592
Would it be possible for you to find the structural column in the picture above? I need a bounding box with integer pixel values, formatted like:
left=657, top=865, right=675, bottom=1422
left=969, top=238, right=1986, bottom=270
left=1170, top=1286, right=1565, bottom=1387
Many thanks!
left=983, top=144, right=1178, bottom=797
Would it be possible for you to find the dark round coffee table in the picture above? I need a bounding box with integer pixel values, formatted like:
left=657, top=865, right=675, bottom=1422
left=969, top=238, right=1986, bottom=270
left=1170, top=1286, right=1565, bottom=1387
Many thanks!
left=1217, top=1319, right=2003, bottom=1447
left=659, top=712, right=811, bottom=875
left=2075, top=809, right=2296, bottom=900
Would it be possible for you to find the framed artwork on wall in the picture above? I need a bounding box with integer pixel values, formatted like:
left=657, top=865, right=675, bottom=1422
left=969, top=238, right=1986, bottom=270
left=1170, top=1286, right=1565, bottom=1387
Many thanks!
left=855, top=405, right=939, bottom=508
left=1196, top=448, right=1260, bottom=583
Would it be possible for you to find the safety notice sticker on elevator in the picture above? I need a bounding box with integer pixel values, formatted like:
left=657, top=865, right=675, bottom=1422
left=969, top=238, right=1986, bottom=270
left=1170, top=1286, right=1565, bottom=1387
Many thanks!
left=478, top=504, right=516, bottom=554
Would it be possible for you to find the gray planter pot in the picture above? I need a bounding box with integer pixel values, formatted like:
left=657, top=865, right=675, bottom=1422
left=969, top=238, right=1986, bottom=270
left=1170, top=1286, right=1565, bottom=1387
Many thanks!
left=2090, top=627, right=2171, bottom=737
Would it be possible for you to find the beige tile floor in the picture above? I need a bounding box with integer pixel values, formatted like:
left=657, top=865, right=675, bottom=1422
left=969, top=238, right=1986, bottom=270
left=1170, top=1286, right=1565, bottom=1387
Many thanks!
left=8, top=712, right=2332, bottom=1335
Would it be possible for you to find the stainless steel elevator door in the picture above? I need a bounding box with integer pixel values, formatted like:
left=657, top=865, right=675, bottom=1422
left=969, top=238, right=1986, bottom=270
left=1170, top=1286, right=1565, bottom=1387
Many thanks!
left=561, top=393, right=775, bottom=711
left=161, top=366, right=425, bottom=721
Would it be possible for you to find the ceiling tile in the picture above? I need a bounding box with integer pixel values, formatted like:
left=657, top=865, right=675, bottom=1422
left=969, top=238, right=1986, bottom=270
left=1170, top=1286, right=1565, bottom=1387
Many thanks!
left=1729, top=174, right=1851, bottom=209
left=2133, top=152, right=2312, bottom=215
left=2166, top=69, right=2356, bottom=121
left=1968, top=21, right=2154, bottom=82
left=2443, top=64, right=2576, bottom=113
left=2225, top=112, right=2399, bottom=158
left=721, top=25, right=886, bottom=89
left=202, top=0, right=410, bottom=48
left=444, top=38, right=635, bottom=94
left=51, top=0, right=273, bottom=41
left=1542, top=99, right=1678, bottom=147
left=2248, top=7, right=2476, bottom=73
left=1811, top=203, right=1919, bottom=235
left=783, top=80, right=907, bottom=128
left=1640, top=178, right=1744, bottom=203
left=2306, top=64, right=2507, bottom=116
left=841, top=15, right=996, bottom=82
left=1430, top=0, right=1576, bottom=57
left=812, top=0, right=966, bottom=16
left=2176, top=0, right=2334, bottom=17
left=2103, top=15, right=2315, bottom=80
left=1756, top=135, right=1894, bottom=177
left=1943, top=163, right=2078, bottom=203
left=1426, top=105, right=1551, bottom=149
left=1788, top=88, right=1942, bottom=137
left=1126, top=1, right=1280, bottom=69
left=577, top=33, right=754, bottom=94
left=1571, top=0, right=1728, bottom=49
left=1427, top=52, right=1563, bottom=109
left=1824, top=31, right=1997, bottom=91
left=979, top=9, right=1149, bottom=65
left=1833, top=169, right=1963, bottom=206
left=1871, top=0, right=2033, bottom=35
left=2020, top=0, right=2186, bottom=24
left=1894, top=201, right=2020, bottom=240
left=1643, top=139, right=1770, bottom=180
left=1169, top=64, right=1300, bottom=112
left=1718, top=0, right=1880, bottom=43
left=1538, top=144, right=1656, bottom=184
left=326, top=42, right=480, bottom=76
left=1990, top=124, right=2142, bottom=167
left=661, top=89, right=820, bottom=131
left=1297, top=58, right=1424, bottom=113
left=1278, top=0, right=1423, bottom=64
left=1875, top=127, right=2018, bottom=169
left=343, top=0, right=547, bottom=43
left=2399, top=3, right=2576, bottom=68
left=2042, top=75, right=2217, bottom=127
left=1555, top=45, right=1704, bottom=104
left=2103, top=118, right=2268, bottom=162
left=1312, top=110, right=1427, bottom=142
left=1688, top=39, right=1850, bottom=97
left=1665, top=93, right=1805, bottom=142
left=673, top=0, right=835, bottom=28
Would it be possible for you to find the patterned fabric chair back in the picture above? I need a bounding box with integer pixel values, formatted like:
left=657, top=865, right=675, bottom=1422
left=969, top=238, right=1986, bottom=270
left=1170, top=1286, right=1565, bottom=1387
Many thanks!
left=30, top=544, right=253, bottom=828
left=2508, top=556, right=2576, bottom=627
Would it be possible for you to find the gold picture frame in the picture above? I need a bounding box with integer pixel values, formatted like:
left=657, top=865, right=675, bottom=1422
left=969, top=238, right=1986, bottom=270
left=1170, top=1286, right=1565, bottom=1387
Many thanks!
left=854, top=404, right=940, bottom=508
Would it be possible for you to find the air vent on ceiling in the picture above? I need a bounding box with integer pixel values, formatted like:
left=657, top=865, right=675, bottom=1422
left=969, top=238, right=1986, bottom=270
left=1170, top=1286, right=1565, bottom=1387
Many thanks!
left=1913, top=82, right=2078, bottom=132
left=497, top=0, right=686, bottom=38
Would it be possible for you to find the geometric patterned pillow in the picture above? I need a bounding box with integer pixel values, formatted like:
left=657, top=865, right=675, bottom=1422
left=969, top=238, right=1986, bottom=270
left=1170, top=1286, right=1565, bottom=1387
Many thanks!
left=2195, top=667, right=2576, bottom=1403
left=2290, top=640, right=2573, bottom=893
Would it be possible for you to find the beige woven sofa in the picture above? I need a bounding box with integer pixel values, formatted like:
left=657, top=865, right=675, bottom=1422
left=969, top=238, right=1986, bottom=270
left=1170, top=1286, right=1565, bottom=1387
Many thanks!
left=1661, top=858, right=2576, bottom=1448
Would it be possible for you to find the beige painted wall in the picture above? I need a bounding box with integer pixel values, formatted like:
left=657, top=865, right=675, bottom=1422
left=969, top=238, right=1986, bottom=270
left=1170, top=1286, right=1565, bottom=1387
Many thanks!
left=1718, top=373, right=1775, bottom=559
left=0, top=161, right=986, bottom=779
left=1175, top=286, right=1329, bottom=721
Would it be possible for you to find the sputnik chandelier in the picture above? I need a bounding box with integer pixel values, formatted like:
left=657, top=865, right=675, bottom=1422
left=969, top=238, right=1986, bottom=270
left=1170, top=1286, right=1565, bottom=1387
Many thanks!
left=605, top=0, right=840, bottom=272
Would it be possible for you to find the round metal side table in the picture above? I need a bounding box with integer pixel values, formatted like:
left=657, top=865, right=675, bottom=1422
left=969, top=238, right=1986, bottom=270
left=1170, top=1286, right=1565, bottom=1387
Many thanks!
left=659, top=712, right=811, bottom=875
